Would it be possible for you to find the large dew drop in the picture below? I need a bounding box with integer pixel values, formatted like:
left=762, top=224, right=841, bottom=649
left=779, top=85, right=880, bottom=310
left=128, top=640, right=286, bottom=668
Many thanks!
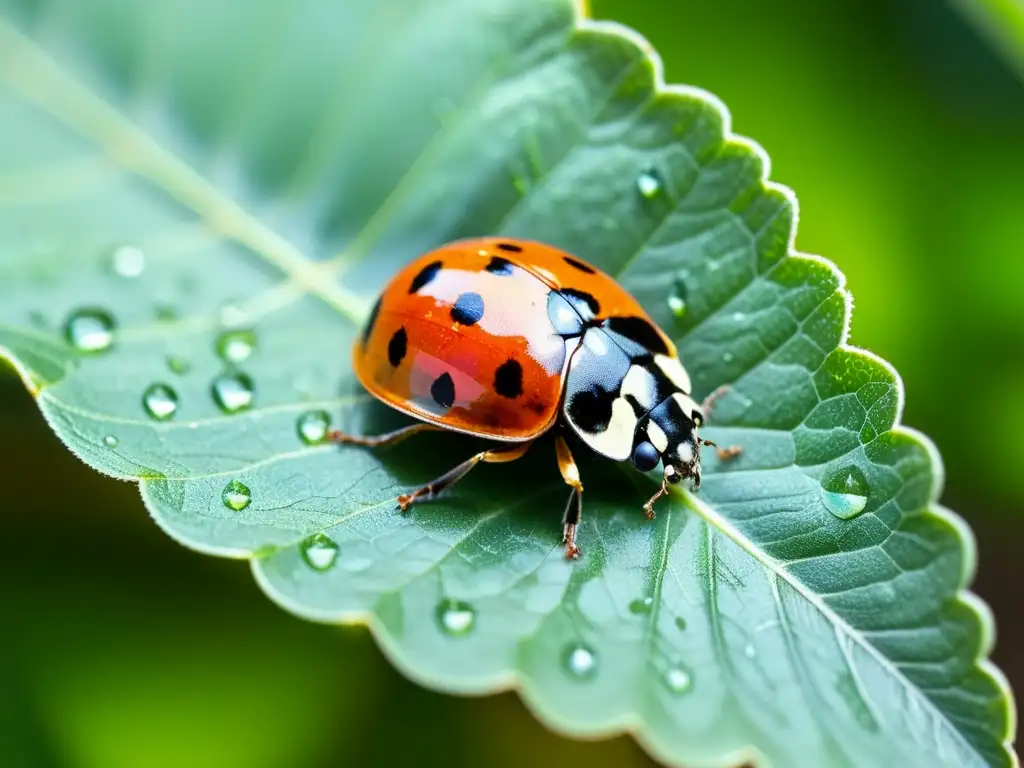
left=435, top=599, right=476, bottom=637
left=562, top=643, right=598, bottom=680
left=820, top=464, right=870, bottom=520
left=211, top=372, right=255, bottom=413
left=222, top=480, right=251, bottom=511
left=297, top=410, right=331, bottom=445
left=142, top=383, right=179, bottom=421
left=300, top=533, right=339, bottom=572
left=64, top=308, right=116, bottom=353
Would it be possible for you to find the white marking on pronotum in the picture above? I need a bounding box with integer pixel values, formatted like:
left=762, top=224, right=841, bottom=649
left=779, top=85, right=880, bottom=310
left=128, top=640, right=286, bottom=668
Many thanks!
left=676, top=441, right=694, bottom=464
left=646, top=420, right=669, bottom=453
left=621, top=364, right=656, bottom=410
left=671, top=392, right=702, bottom=421
left=655, top=354, right=692, bottom=393
left=579, top=398, right=636, bottom=461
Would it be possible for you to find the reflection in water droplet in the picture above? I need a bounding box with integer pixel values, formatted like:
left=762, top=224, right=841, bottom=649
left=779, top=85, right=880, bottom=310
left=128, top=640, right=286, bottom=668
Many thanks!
left=562, top=643, right=598, bottom=679
left=64, top=308, right=116, bottom=353
left=821, top=464, right=870, bottom=520
left=142, top=383, right=178, bottom=421
left=215, top=329, right=256, bottom=364
left=636, top=169, right=663, bottom=199
left=664, top=666, right=692, bottom=694
left=108, top=244, right=145, bottom=278
left=628, top=596, right=654, bottom=614
left=103, top=435, right=119, bottom=448
left=300, top=533, right=339, bottom=572
left=222, top=479, right=251, bottom=511
left=436, top=599, right=476, bottom=637
left=211, top=372, right=255, bottom=413
left=166, top=355, right=191, bottom=375
left=297, top=410, right=331, bottom=445
left=675, top=616, right=687, bottom=631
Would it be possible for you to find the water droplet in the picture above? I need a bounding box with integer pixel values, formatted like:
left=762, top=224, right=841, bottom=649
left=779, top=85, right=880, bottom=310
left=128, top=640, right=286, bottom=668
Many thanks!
left=103, top=435, right=119, bottom=448
left=64, top=308, right=116, bottom=353
left=215, top=329, right=256, bottom=364
left=222, top=479, right=251, bottom=511
left=166, top=355, right=191, bottom=375
left=744, top=643, right=756, bottom=659
left=731, top=311, right=746, bottom=323
left=636, top=169, right=663, bottom=199
left=300, top=533, right=339, bottom=572
left=723, top=351, right=735, bottom=363
left=664, top=666, right=692, bottom=694
left=562, top=643, right=598, bottom=680
left=108, top=244, right=145, bottom=278
left=142, top=383, right=178, bottom=421
left=297, top=410, right=331, bottom=445
left=436, top=599, right=476, bottom=637
left=820, top=464, right=870, bottom=520
left=628, top=596, right=654, bottom=614
left=708, top=260, right=722, bottom=272
left=211, top=372, right=254, bottom=413
left=668, top=279, right=688, bottom=318
left=28, top=310, right=48, bottom=329
left=675, top=616, right=687, bottom=631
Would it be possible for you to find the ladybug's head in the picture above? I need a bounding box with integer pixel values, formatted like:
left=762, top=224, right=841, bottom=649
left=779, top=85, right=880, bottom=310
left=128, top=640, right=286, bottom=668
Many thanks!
left=630, top=393, right=704, bottom=490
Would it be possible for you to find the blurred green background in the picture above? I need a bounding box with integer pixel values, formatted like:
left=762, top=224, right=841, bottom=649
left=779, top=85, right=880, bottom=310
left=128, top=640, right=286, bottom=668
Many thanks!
left=2, top=0, right=1021, bottom=766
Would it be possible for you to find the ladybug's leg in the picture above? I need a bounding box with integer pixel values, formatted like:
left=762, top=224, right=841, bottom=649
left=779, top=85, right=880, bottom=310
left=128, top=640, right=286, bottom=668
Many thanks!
left=327, top=422, right=444, bottom=447
left=701, top=438, right=742, bottom=462
left=396, top=441, right=533, bottom=512
left=555, top=436, right=584, bottom=560
left=697, top=387, right=742, bottom=461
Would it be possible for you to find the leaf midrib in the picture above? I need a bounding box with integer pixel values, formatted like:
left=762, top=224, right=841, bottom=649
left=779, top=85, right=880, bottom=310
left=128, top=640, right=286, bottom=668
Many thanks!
left=0, top=18, right=367, bottom=323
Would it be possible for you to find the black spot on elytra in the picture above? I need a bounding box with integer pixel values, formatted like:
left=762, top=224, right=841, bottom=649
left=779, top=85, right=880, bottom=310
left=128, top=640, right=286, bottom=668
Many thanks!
left=451, top=292, right=485, bottom=325
left=485, top=256, right=515, bottom=275
left=362, top=297, right=382, bottom=346
left=409, top=260, right=442, bottom=294
left=497, top=242, right=523, bottom=253
left=563, top=255, right=596, bottom=274
left=604, top=316, right=668, bottom=356
left=387, top=327, right=407, bottom=367
left=430, top=372, right=455, bottom=409
left=561, top=288, right=600, bottom=317
left=493, top=358, right=523, bottom=399
left=567, top=386, right=616, bottom=434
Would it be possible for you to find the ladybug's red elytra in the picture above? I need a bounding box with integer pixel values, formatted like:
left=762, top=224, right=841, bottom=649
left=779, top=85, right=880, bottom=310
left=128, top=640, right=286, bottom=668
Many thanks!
left=329, top=237, right=739, bottom=559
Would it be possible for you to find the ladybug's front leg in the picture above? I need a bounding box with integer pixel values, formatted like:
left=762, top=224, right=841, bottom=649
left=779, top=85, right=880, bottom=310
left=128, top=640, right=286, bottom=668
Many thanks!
left=555, top=435, right=584, bottom=560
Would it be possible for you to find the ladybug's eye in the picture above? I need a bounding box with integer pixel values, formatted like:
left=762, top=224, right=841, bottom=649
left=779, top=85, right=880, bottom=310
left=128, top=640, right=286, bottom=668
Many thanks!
left=631, top=441, right=660, bottom=472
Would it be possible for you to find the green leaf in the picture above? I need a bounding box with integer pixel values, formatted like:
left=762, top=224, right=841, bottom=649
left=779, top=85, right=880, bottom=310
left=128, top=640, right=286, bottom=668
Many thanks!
left=0, top=1, right=1015, bottom=766
left=953, top=0, right=1024, bottom=83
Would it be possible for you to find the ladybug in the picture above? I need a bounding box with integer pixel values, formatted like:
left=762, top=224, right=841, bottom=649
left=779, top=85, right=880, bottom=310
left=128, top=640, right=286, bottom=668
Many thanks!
left=329, top=237, right=739, bottom=559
